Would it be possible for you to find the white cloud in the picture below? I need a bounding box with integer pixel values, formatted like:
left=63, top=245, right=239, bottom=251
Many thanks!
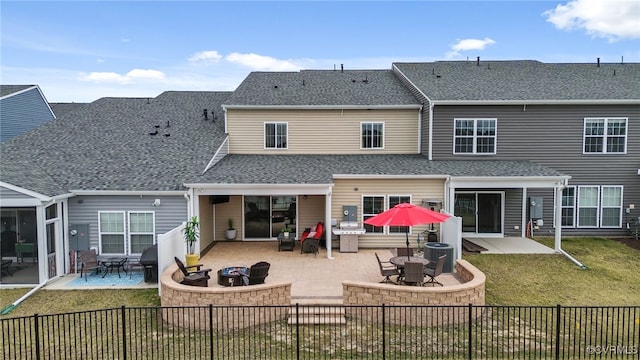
left=188, top=50, right=223, bottom=63
left=544, top=0, right=640, bottom=41
left=79, top=68, right=165, bottom=84
left=225, top=52, right=301, bottom=71
left=446, top=38, right=496, bottom=59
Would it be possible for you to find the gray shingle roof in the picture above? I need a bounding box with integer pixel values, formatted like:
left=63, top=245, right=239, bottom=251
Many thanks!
left=393, top=60, right=640, bottom=101
left=1, top=91, right=232, bottom=196
left=225, top=70, right=421, bottom=107
left=0, top=85, right=35, bottom=98
left=49, top=102, right=89, bottom=117
left=194, top=154, right=567, bottom=184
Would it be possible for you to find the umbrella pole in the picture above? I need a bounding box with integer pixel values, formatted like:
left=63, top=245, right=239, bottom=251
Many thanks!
left=405, top=229, right=410, bottom=260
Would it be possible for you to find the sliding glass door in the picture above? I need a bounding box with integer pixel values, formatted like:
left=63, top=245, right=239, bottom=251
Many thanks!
left=244, top=196, right=296, bottom=239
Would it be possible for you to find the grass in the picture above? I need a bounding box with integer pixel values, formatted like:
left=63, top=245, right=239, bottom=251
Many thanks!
left=0, top=288, right=160, bottom=317
left=464, top=236, right=640, bottom=306
left=1, top=237, right=639, bottom=318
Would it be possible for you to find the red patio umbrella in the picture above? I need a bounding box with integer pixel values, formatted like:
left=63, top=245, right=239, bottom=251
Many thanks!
left=363, top=203, right=450, bottom=259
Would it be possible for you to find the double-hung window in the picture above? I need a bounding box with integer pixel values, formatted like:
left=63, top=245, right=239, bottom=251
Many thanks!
left=561, top=187, right=576, bottom=227
left=265, top=122, right=287, bottom=149
left=363, top=195, right=412, bottom=234
left=454, top=118, right=496, bottom=154
left=576, top=185, right=623, bottom=228
left=388, top=195, right=411, bottom=234
left=583, top=118, right=627, bottom=154
left=363, top=196, right=385, bottom=234
left=361, top=122, right=384, bottom=149
left=129, top=212, right=155, bottom=254
left=99, top=211, right=125, bottom=255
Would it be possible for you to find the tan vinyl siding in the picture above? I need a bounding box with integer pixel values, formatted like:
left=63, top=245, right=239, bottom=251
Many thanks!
left=332, top=178, right=446, bottom=248
left=297, top=195, right=325, bottom=236
left=227, top=109, right=420, bottom=154
left=212, top=196, right=243, bottom=241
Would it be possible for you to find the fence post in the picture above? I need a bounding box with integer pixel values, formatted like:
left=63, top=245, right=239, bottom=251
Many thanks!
left=33, top=313, right=40, bottom=360
left=121, top=306, right=127, bottom=360
left=555, top=304, right=561, bottom=360
left=296, top=303, right=300, bottom=360
left=209, top=304, right=214, bottom=359
left=468, top=303, right=473, bottom=360
left=382, top=304, right=386, bottom=360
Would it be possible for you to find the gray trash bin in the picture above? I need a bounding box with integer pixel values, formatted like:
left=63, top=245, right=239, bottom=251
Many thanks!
left=424, top=242, right=454, bottom=273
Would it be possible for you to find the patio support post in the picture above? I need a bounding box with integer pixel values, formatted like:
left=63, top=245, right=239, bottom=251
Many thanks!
left=554, top=184, right=563, bottom=251
left=521, top=187, right=528, bottom=238
left=325, top=189, right=333, bottom=259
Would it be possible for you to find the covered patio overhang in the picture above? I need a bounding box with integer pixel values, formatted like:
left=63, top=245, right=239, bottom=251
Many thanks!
left=184, top=182, right=337, bottom=259
left=446, top=174, right=571, bottom=252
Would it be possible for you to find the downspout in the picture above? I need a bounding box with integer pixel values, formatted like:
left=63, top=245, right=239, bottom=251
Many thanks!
left=1, top=282, right=47, bottom=315
left=554, top=180, right=587, bottom=269
left=428, top=101, right=434, bottom=160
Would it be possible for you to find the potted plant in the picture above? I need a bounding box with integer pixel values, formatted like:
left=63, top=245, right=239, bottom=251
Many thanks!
left=226, top=218, right=237, bottom=240
left=281, top=225, right=292, bottom=237
left=183, top=216, right=200, bottom=268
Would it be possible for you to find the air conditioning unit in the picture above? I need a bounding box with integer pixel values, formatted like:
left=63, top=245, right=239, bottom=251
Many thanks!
left=424, top=242, right=454, bottom=273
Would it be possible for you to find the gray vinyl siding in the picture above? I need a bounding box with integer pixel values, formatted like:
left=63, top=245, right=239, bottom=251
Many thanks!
left=67, top=195, right=188, bottom=252
left=503, top=189, right=524, bottom=236
left=0, top=186, right=33, bottom=200
left=0, top=87, right=55, bottom=142
left=435, top=104, right=639, bottom=236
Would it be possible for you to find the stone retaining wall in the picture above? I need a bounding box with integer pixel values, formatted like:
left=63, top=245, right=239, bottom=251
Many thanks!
left=160, top=266, right=291, bottom=330
left=342, top=259, right=485, bottom=326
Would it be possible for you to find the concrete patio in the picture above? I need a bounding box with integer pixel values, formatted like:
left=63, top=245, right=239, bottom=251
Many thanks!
left=464, top=237, right=556, bottom=254
left=197, top=241, right=462, bottom=304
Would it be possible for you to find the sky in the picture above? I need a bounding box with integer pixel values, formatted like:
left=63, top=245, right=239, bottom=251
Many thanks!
left=2, top=0, right=639, bottom=103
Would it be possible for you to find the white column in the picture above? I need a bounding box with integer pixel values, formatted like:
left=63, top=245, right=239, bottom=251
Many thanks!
left=554, top=185, right=564, bottom=251
left=521, top=187, right=528, bottom=238
left=325, top=188, right=334, bottom=259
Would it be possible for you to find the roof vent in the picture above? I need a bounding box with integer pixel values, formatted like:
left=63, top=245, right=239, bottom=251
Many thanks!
left=597, top=57, right=600, bottom=67
left=476, top=56, right=480, bottom=66
left=274, top=85, right=278, bottom=89
left=203, top=109, right=208, bottom=120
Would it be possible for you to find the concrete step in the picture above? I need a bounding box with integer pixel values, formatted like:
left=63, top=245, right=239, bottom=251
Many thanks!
left=287, top=305, right=346, bottom=325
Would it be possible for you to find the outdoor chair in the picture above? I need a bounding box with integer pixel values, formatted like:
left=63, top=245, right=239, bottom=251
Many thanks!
left=79, top=249, right=101, bottom=281
left=423, top=254, right=446, bottom=286
left=402, top=261, right=425, bottom=286
left=396, top=247, right=414, bottom=257
left=301, top=222, right=323, bottom=257
left=174, top=257, right=212, bottom=286
left=240, top=261, right=270, bottom=286
left=375, top=252, right=400, bottom=284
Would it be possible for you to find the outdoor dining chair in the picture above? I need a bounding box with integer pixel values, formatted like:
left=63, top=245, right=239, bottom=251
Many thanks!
left=402, top=261, right=425, bottom=286
left=375, top=252, right=400, bottom=284
left=240, top=261, right=270, bottom=285
left=79, top=249, right=101, bottom=281
left=424, top=254, right=446, bottom=286
left=396, top=247, right=414, bottom=257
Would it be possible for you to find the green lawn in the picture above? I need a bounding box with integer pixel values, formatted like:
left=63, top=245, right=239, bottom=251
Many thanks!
left=1, top=237, right=639, bottom=318
left=464, top=236, right=640, bottom=306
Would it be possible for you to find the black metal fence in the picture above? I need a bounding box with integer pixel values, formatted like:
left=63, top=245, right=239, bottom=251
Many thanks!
left=2, top=304, right=639, bottom=359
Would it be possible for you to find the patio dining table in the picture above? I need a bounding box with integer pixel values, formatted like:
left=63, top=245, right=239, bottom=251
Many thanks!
left=389, top=256, right=430, bottom=268
left=98, top=257, right=128, bottom=278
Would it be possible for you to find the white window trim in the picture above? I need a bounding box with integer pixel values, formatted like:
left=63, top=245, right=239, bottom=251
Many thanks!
left=453, top=118, right=497, bottom=155
left=360, top=122, right=385, bottom=150
left=553, top=186, right=576, bottom=228
left=387, top=195, right=412, bottom=235
left=600, top=185, right=623, bottom=228
left=264, top=122, right=288, bottom=150
left=127, top=211, right=156, bottom=255
left=362, top=195, right=386, bottom=234
left=582, top=117, right=628, bottom=155
left=98, top=211, right=126, bottom=256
